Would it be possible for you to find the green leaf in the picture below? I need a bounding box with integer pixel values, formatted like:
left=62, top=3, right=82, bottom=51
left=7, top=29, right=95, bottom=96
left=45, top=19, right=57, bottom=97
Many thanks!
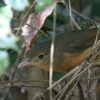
left=0, top=6, right=19, bottom=51
left=3, top=0, right=29, bottom=11
left=36, top=0, right=53, bottom=11
left=37, top=0, right=53, bottom=5
left=0, top=32, right=19, bottom=51
left=0, top=50, right=9, bottom=76
left=0, top=6, right=13, bottom=28
left=35, top=3, right=44, bottom=11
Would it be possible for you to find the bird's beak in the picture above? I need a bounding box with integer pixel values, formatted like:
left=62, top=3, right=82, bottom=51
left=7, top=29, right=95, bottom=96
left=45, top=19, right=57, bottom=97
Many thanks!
left=18, top=58, right=33, bottom=68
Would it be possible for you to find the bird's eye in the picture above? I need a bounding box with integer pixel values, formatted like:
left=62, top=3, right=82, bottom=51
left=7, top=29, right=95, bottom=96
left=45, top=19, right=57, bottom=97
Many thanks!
left=38, top=53, right=45, bottom=59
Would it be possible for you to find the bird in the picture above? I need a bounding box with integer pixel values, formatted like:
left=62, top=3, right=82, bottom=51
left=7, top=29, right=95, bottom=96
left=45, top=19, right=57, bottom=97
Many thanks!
left=19, top=28, right=99, bottom=72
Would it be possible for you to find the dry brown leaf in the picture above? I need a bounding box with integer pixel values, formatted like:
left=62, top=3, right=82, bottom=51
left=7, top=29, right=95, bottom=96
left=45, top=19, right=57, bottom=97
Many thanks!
left=21, top=5, right=54, bottom=52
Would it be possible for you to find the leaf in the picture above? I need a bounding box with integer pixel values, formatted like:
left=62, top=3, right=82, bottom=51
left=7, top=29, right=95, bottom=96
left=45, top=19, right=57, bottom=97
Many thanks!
left=36, top=0, right=53, bottom=11
left=3, top=0, right=29, bottom=11
left=0, top=6, right=13, bottom=28
left=0, top=6, right=19, bottom=51
left=0, top=31, right=19, bottom=51
left=0, top=6, right=19, bottom=76
left=0, top=50, right=9, bottom=76
left=22, top=5, right=54, bottom=51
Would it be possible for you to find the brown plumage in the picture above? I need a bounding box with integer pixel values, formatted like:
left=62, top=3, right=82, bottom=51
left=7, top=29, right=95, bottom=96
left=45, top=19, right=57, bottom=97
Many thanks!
left=19, top=28, right=98, bottom=72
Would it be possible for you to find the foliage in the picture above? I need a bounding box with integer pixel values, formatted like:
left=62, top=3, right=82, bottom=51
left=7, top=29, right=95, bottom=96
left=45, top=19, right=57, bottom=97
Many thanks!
left=0, top=0, right=29, bottom=76
left=0, top=0, right=100, bottom=99
left=4, top=0, right=29, bottom=11
left=35, top=0, right=53, bottom=11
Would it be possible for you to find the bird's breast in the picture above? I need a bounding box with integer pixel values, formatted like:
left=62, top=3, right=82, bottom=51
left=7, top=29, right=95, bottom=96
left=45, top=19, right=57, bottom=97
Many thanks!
left=62, top=47, right=92, bottom=72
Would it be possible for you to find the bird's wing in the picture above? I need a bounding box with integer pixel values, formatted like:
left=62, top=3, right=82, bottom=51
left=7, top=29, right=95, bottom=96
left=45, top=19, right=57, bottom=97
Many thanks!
left=64, top=28, right=98, bottom=53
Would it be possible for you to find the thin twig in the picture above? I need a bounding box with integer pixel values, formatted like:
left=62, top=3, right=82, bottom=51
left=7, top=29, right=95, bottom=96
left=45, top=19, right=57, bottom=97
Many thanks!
left=2, top=2, right=36, bottom=100
left=58, top=61, right=95, bottom=100
left=13, top=17, right=50, bottom=37
left=48, top=66, right=78, bottom=90
left=82, top=75, right=100, bottom=80
left=62, top=0, right=81, bottom=30
left=0, top=84, right=47, bottom=90
left=53, top=86, right=65, bottom=100
left=93, top=25, right=100, bottom=47
left=68, top=0, right=74, bottom=30
left=57, top=40, right=100, bottom=99
left=49, top=3, right=57, bottom=100
left=0, top=79, right=50, bottom=84
left=16, top=0, right=36, bottom=36
left=62, top=0, right=98, bottom=28
left=72, top=9, right=93, bottom=23
left=65, top=77, right=80, bottom=100
left=35, top=67, right=78, bottom=100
